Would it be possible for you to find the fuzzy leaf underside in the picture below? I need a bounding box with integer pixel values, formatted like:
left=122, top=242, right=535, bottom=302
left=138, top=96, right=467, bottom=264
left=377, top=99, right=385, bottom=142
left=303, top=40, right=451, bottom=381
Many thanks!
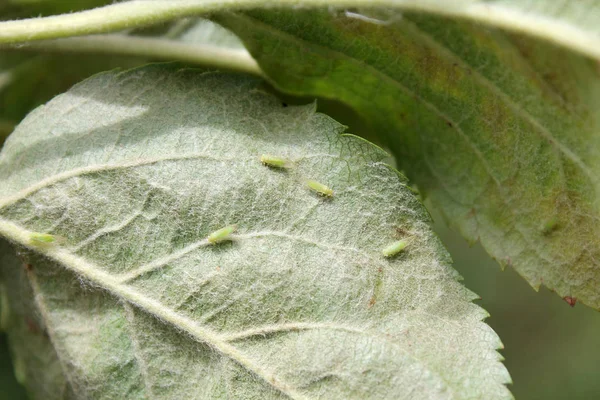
left=215, top=6, right=600, bottom=309
left=0, top=66, right=510, bottom=399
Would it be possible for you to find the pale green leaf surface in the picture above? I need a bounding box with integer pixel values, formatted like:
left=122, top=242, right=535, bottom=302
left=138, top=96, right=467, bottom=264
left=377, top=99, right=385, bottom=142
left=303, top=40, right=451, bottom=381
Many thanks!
left=0, top=66, right=510, bottom=399
left=2, top=0, right=597, bottom=307
left=213, top=7, right=600, bottom=309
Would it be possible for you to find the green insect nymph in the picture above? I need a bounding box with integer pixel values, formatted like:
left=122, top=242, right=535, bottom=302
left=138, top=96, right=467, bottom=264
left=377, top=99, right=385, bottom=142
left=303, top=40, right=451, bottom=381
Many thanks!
left=207, top=225, right=237, bottom=244
left=382, top=239, right=408, bottom=258
left=306, top=179, right=334, bottom=197
left=29, top=232, right=57, bottom=246
left=260, top=154, right=289, bottom=169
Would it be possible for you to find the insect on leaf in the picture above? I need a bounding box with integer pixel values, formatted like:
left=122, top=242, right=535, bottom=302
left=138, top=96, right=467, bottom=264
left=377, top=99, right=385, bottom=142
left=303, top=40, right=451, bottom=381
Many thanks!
left=0, top=66, right=510, bottom=399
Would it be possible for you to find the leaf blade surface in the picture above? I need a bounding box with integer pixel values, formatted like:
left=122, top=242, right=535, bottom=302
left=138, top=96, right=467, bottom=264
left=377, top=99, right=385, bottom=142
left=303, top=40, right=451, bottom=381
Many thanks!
left=215, top=6, right=600, bottom=308
left=0, top=65, right=510, bottom=399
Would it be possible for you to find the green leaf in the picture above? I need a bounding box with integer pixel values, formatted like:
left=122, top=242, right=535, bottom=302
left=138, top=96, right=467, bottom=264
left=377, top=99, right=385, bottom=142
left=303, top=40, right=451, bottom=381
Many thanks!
left=0, top=65, right=510, bottom=399
left=213, top=7, right=600, bottom=309
left=1, top=1, right=597, bottom=309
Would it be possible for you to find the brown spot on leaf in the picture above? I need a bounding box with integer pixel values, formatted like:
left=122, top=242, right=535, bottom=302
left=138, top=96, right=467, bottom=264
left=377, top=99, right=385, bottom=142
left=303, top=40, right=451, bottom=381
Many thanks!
left=395, top=227, right=408, bottom=237
left=563, top=296, right=577, bottom=307
left=368, top=296, right=376, bottom=308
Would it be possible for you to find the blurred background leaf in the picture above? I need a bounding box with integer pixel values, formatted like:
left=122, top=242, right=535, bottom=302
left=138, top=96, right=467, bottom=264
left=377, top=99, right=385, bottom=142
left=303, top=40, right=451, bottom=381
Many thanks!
left=0, top=334, right=27, bottom=399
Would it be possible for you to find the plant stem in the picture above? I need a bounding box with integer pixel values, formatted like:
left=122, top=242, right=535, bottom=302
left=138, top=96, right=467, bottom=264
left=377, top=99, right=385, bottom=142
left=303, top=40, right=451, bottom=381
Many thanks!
left=0, top=0, right=598, bottom=61
left=0, top=34, right=263, bottom=77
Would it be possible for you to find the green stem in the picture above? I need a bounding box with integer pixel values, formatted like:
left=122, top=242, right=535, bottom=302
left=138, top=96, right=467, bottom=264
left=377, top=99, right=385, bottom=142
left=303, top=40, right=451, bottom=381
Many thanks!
left=0, top=0, right=598, bottom=61
left=0, top=35, right=263, bottom=77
